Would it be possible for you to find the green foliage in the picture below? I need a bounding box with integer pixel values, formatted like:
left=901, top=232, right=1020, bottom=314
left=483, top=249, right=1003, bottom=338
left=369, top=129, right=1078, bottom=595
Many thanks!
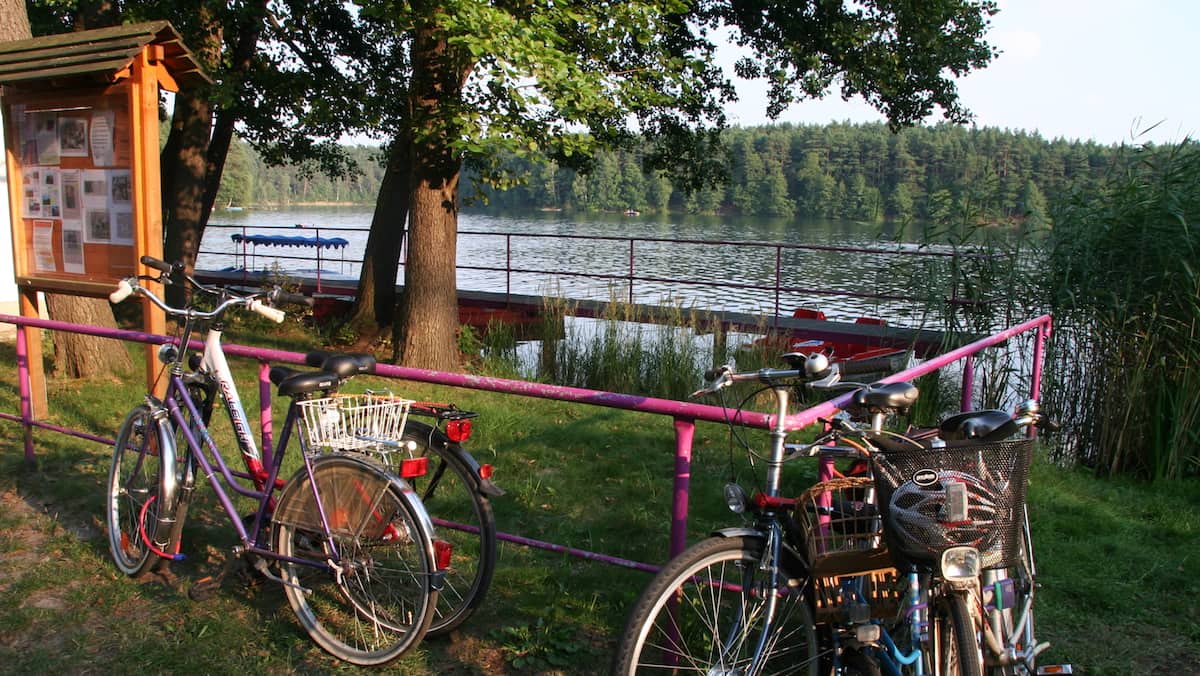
left=490, top=618, right=599, bottom=671
left=461, top=123, right=1118, bottom=222
left=1042, top=140, right=1200, bottom=479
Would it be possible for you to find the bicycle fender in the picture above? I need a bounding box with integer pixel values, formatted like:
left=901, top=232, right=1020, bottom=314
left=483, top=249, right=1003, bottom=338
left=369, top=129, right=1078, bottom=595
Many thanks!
left=408, top=421, right=505, bottom=498
left=274, top=453, right=442, bottom=590
left=711, top=527, right=765, bottom=540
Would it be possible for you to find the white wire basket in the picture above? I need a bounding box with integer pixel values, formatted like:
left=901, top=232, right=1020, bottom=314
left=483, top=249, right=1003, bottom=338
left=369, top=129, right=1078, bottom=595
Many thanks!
left=296, top=392, right=413, bottom=453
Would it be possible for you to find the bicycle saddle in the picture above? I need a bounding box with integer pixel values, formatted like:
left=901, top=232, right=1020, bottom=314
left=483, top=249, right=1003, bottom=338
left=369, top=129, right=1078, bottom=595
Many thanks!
left=939, top=409, right=1018, bottom=441
left=269, top=367, right=338, bottom=397
left=853, top=381, right=918, bottom=410
left=304, top=350, right=376, bottom=379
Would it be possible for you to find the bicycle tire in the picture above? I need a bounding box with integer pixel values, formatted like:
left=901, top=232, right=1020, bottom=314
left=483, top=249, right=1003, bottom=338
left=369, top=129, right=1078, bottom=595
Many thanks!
left=935, top=593, right=983, bottom=676
left=106, top=405, right=169, bottom=576
left=986, top=511, right=1039, bottom=676
left=273, top=454, right=438, bottom=666
left=612, top=535, right=819, bottom=676
left=399, top=421, right=497, bottom=636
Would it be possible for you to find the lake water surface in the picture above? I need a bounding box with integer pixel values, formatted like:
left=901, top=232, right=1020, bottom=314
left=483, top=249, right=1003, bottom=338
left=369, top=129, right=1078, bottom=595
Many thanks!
left=199, top=207, right=967, bottom=328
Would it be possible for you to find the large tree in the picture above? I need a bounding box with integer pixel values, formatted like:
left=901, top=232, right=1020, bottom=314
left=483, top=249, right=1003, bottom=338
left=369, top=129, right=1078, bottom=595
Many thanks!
left=313, top=0, right=1000, bottom=370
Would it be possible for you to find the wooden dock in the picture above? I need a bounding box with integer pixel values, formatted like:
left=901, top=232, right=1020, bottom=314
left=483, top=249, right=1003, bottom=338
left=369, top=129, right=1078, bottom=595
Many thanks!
left=197, top=269, right=970, bottom=357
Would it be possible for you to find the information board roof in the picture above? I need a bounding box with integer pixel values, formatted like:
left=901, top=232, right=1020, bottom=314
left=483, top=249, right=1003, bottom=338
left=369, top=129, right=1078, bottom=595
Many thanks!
left=0, top=21, right=210, bottom=87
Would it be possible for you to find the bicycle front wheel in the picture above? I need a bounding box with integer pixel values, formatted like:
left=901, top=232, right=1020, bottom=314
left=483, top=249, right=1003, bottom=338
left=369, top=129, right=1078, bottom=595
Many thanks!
left=613, top=535, right=819, bottom=676
left=273, top=455, right=438, bottom=666
left=106, top=405, right=168, bottom=576
left=401, top=422, right=497, bottom=636
left=934, top=593, right=983, bottom=676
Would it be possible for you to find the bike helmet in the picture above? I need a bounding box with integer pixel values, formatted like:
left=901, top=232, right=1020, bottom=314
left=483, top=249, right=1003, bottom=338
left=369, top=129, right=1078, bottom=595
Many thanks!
left=884, top=470, right=1005, bottom=566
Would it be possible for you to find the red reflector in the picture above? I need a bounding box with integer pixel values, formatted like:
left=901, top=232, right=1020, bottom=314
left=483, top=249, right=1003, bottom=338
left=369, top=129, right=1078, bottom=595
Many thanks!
left=445, top=419, right=472, bottom=442
left=478, top=463, right=493, bottom=480
left=434, top=538, right=453, bottom=571
left=400, top=457, right=428, bottom=478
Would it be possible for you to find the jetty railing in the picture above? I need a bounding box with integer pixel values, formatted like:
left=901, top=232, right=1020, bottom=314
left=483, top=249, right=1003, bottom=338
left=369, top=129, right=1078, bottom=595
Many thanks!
left=2, top=312, right=1050, bottom=570
left=201, top=223, right=1005, bottom=318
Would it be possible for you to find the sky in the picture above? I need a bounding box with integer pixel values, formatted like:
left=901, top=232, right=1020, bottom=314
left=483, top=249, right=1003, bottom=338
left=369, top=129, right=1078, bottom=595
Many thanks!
left=725, top=0, right=1200, bottom=146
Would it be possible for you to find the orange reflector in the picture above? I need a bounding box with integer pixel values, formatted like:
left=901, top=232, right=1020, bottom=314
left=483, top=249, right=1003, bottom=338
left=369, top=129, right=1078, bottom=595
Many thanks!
left=400, top=457, right=428, bottom=478
left=446, top=419, right=472, bottom=442
left=434, top=539, right=453, bottom=571
left=479, top=463, right=493, bottom=480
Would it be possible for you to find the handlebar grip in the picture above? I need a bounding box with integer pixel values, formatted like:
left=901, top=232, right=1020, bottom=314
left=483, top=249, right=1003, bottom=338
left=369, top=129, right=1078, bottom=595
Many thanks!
left=109, top=279, right=134, bottom=304
left=276, top=291, right=314, bottom=308
left=139, top=255, right=174, bottom=273
left=249, top=300, right=285, bottom=323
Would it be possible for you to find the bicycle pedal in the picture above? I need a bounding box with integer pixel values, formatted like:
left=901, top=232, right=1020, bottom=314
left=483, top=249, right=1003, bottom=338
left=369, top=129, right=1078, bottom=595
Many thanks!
left=1036, top=666, right=1073, bottom=675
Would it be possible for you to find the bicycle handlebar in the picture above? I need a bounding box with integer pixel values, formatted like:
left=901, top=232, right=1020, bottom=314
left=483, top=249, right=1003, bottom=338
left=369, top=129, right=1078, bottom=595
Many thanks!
left=109, top=257, right=311, bottom=323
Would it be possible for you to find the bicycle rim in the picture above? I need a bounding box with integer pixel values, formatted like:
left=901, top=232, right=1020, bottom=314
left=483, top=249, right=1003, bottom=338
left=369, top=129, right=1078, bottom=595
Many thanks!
left=273, top=458, right=437, bottom=666
left=614, top=535, right=819, bottom=676
left=106, top=405, right=163, bottom=576
left=402, top=424, right=496, bottom=636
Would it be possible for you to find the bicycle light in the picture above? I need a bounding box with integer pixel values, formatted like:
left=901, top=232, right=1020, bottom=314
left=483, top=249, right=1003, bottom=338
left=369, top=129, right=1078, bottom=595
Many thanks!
left=941, top=546, right=981, bottom=586
left=445, top=418, right=472, bottom=442
left=724, top=483, right=749, bottom=514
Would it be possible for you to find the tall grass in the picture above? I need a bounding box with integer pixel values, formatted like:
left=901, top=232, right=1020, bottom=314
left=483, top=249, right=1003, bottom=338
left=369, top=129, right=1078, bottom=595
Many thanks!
left=1042, top=140, right=1200, bottom=479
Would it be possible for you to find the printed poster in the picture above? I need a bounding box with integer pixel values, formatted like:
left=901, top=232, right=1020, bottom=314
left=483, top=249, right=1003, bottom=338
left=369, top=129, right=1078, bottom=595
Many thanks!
left=33, top=220, right=56, bottom=272
left=90, top=110, right=115, bottom=166
left=59, top=116, right=89, bottom=158
left=33, top=112, right=60, bottom=165
left=62, top=224, right=85, bottom=274
left=109, top=169, right=133, bottom=244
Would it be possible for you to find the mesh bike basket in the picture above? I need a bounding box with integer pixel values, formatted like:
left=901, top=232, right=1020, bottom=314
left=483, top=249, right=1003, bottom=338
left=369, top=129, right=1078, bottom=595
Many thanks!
left=871, top=438, right=1033, bottom=569
left=296, top=393, right=413, bottom=453
left=794, top=476, right=893, bottom=577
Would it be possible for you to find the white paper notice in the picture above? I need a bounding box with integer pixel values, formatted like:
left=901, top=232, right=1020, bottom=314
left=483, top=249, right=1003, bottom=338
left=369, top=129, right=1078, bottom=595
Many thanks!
left=62, top=224, right=85, bottom=274
left=90, top=110, right=115, bottom=166
left=33, top=220, right=56, bottom=272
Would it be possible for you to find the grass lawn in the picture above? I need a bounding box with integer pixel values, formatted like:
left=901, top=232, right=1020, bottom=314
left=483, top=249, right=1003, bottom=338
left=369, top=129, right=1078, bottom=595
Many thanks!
left=0, top=333, right=1197, bottom=674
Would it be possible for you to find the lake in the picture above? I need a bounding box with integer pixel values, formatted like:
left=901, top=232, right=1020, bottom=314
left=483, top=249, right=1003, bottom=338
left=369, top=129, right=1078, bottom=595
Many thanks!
left=198, top=206, right=977, bottom=328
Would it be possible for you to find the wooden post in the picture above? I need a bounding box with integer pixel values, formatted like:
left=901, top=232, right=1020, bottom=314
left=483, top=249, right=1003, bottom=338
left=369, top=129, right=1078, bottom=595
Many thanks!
left=130, top=49, right=166, bottom=396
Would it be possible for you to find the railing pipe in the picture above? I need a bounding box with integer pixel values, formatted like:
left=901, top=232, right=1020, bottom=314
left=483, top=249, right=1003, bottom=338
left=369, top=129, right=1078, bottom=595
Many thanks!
left=16, top=326, right=34, bottom=465
left=1, top=311, right=1051, bottom=573
left=961, top=353, right=976, bottom=412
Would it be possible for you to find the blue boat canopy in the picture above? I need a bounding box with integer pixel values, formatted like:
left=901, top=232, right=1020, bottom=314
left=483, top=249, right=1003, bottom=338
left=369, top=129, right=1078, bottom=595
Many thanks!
left=231, top=233, right=350, bottom=249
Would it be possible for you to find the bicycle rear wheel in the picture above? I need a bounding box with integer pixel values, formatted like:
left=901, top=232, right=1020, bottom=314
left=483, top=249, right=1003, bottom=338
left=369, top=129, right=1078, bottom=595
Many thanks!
left=106, top=405, right=168, bottom=576
left=613, top=535, right=819, bottom=676
left=273, top=455, right=438, bottom=666
left=400, top=422, right=497, bottom=636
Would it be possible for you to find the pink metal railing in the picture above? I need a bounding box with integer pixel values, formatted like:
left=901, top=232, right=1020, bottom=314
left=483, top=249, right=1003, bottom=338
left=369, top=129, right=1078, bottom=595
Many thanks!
left=0, top=312, right=1050, bottom=570
left=203, top=224, right=1005, bottom=317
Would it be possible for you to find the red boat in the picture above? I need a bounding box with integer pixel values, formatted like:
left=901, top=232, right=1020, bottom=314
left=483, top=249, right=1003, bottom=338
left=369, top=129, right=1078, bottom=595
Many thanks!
left=745, top=308, right=910, bottom=375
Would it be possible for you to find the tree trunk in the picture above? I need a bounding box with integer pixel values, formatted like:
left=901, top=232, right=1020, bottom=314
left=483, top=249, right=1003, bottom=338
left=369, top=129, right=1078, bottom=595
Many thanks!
left=396, top=161, right=460, bottom=370
left=160, top=7, right=222, bottom=305
left=161, top=88, right=213, bottom=303
left=44, top=295, right=133, bottom=378
left=394, top=20, right=467, bottom=370
left=350, top=137, right=413, bottom=337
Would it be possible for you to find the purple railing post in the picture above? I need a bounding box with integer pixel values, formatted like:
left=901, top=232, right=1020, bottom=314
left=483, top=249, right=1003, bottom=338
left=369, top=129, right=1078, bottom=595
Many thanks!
left=628, top=239, right=635, bottom=305
left=1031, top=317, right=1050, bottom=402
left=774, top=245, right=783, bottom=328
left=670, top=417, right=696, bottom=559
left=316, top=226, right=324, bottom=293
left=259, top=361, right=274, bottom=468
left=506, top=234, right=512, bottom=302
left=961, top=353, right=975, bottom=412
left=16, top=325, right=34, bottom=465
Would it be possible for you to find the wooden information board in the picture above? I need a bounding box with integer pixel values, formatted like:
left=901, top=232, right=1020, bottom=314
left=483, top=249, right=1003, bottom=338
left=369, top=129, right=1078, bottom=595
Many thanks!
left=6, top=85, right=141, bottom=292
left=0, top=23, right=209, bottom=412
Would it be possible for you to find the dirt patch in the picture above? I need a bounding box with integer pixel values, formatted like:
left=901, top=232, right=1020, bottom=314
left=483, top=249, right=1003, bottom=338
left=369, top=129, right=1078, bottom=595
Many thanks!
left=0, top=488, right=51, bottom=588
